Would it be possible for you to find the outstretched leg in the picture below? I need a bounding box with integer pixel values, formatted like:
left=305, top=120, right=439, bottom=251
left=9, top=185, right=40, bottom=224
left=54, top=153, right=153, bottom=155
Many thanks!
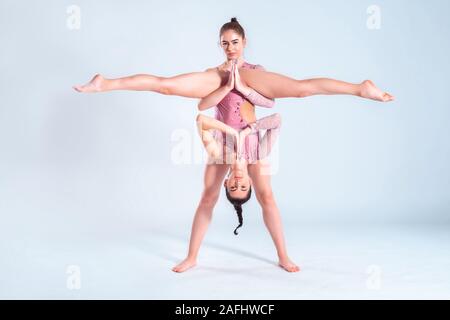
left=248, top=160, right=300, bottom=272
left=239, top=69, right=394, bottom=102
left=73, top=70, right=224, bottom=98
left=172, top=163, right=230, bottom=273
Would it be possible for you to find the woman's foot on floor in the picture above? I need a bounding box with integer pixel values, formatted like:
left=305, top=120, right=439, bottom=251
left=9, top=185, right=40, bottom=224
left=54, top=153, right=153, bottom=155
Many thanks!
left=278, top=257, right=300, bottom=272
left=172, top=258, right=197, bottom=273
left=360, top=79, right=395, bottom=102
left=73, top=74, right=106, bottom=93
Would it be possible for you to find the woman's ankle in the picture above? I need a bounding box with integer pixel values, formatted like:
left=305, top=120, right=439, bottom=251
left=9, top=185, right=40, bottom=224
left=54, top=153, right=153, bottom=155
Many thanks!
left=185, top=254, right=197, bottom=262
left=277, top=253, right=290, bottom=261
left=102, top=78, right=115, bottom=91
left=355, top=82, right=363, bottom=97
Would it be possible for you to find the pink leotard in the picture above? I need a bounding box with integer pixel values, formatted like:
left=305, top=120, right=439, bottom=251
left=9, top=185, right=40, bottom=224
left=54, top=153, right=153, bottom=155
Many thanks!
left=211, top=62, right=280, bottom=164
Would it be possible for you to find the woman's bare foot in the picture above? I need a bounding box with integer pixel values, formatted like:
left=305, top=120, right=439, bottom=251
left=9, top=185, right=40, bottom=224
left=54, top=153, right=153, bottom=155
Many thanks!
left=278, top=257, right=300, bottom=273
left=360, top=79, right=395, bottom=102
left=73, top=74, right=107, bottom=93
left=172, top=258, right=197, bottom=273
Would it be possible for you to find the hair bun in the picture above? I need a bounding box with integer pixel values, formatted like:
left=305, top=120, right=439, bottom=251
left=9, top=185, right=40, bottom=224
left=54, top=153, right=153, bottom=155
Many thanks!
left=231, top=17, right=238, bottom=23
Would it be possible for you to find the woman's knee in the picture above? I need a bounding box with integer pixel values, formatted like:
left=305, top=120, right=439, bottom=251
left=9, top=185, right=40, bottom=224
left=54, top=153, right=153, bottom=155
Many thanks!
left=296, top=79, right=313, bottom=98
left=257, top=191, right=276, bottom=207
left=199, top=190, right=220, bottom=209
left=159, top=77, right=174, bottom=95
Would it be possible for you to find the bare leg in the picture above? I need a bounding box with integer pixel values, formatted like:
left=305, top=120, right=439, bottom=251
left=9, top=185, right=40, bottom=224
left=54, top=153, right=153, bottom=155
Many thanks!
left=73, top=69, right=393, bottom=102
left=248, top=160, right=300, bottom=272
left=239, top=69, right=394, bottom=102
left=172, top=163, right=230, bottom=273
left=73, top=70, right=224, bottom=98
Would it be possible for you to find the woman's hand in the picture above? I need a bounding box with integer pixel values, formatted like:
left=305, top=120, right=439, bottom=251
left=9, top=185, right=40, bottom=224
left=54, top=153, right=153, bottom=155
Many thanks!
left=234, top=62, right=252, bottom=96
left=225, top=60, right=235, bottom=91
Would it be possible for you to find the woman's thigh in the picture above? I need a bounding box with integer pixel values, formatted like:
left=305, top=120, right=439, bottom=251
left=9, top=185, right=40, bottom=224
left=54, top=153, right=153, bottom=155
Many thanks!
left=239, top=69, right=302, bottom=99
left=165, top=68, right=301, bottom=99
left=201, top=163, right=230, bottom=200
left=165, top=69, right=226, bottom=98
left=247, top=160, right=274, bottom=201
left=163, top=67, right=303, bottom=99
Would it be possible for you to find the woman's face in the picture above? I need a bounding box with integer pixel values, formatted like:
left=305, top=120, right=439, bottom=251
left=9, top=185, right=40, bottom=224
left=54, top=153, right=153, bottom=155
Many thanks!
left=220, top=30, right=246, bottom=61
left=224, top=159, right=251, bottom=199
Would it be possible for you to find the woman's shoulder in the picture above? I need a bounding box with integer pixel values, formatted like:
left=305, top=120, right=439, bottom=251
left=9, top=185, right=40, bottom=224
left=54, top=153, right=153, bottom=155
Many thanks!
left=243, top=62, right=265, bottom=70
left=204, top=66, right=219, bottom=72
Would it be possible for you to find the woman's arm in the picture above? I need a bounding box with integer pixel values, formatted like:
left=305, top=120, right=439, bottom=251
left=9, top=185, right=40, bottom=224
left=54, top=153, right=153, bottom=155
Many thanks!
left=197, top=64, right=235, bottom=111
left=248, top=113, right=281, bottom=133
left=234, top=64, right=275, bottom=108
left=244, top=89, right=275, bottom=108
left=196, top=114, right=239, bottom=141
left=196, top=113, right=240, bottom=160
left=238, top=113, right=282, bottom=160
left=198, top=62, right=275, bottom=111
left=198, top=85, right=232, bottom=111
left=257, top=113, right=281, bottom=160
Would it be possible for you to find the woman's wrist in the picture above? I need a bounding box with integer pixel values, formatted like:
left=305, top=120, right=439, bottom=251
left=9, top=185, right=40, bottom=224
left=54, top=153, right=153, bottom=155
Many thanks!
left=224, top=83, right=234, bottom=92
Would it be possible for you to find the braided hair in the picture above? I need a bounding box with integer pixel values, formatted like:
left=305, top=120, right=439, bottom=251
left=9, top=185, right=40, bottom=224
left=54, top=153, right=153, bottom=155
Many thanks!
left=225, top=186, right=252, bottom=235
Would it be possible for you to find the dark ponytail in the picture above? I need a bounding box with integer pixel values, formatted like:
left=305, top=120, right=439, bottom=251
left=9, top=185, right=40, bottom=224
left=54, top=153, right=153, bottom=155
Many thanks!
left=233, top=204, right=243, bottom=235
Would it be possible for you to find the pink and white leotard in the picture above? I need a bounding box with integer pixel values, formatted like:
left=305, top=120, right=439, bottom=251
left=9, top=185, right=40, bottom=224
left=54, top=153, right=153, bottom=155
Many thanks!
left=211, top=62, right=281, bottom=164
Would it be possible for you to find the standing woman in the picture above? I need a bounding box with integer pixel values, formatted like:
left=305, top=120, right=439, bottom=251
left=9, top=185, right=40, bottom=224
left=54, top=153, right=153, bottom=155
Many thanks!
left=173, top=57, right=299, bottom=273
left=194, top=110, right=283, bottom=236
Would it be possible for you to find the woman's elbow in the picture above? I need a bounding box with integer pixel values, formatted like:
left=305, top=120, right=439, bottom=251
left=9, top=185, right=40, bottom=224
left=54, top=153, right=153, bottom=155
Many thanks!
left=196, top=113, right=205, bottom=122
left=197, top=102, right=204, bottom=111
left=197, top=101, right=209, bottom=111
left=198, top=103, right=215, bottom=111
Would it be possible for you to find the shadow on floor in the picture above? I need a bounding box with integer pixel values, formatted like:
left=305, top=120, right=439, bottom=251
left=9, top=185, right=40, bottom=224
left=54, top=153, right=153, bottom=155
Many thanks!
left=134, top=226, right=278, bottom=268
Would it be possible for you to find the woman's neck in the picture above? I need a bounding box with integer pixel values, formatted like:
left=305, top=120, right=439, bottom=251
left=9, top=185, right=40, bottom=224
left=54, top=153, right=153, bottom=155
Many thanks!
left=227, top=56, right=245, bottom=68
left=231, top=157, right=248, bottom=171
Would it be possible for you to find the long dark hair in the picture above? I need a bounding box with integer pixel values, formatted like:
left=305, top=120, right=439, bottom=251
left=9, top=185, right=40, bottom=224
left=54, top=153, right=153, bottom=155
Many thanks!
left=225, top=186, right=252, bottom=235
